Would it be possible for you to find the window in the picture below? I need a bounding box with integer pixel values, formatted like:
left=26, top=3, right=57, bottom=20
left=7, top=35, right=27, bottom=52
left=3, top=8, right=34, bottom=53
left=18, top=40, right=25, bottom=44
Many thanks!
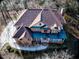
left=20, top=39, right=22, bottom=40
left=39, top=23, right=42, bottom=25
left=28, top=38, right=30, bottom=40
left=55, top=27, right=58, bottom=29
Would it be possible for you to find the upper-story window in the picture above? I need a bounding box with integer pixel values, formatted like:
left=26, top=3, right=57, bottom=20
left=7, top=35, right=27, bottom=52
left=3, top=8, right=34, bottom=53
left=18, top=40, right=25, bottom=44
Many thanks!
left=54, top=27, right=58, bottom=29
left=20, top=38, right=22, bottom=40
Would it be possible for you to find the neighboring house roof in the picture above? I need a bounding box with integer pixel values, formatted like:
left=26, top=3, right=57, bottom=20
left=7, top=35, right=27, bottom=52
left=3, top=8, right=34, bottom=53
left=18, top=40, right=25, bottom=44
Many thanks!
left=14, top=9, right=65, bottom=27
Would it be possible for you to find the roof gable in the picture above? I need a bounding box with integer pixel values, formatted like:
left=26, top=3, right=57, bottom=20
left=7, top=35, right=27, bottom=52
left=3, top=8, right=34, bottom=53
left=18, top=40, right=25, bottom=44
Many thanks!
left=13, top=26, right=33, bottom=40
left=13, top=26, right=26, bottom=38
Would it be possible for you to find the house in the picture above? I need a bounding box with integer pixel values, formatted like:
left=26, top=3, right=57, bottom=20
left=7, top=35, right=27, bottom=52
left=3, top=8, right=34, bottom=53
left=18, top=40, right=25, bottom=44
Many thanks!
left=13, top=9, right=66, bottom=46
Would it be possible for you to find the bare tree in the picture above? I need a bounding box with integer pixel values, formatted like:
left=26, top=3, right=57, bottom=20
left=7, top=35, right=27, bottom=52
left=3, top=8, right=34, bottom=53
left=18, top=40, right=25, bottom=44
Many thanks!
left=0, top=3, right=7, bottom=25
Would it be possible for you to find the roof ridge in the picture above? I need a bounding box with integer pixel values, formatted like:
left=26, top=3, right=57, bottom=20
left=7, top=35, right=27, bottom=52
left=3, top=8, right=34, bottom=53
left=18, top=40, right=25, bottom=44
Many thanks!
left=29, top=9, right=43, bottom=28
left=14, top=9, right=27, bottom=26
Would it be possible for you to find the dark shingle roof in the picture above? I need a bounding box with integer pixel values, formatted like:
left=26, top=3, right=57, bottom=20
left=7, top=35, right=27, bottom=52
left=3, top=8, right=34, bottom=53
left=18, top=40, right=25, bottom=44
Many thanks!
left=13, top=26, right=33, bottom=40
left=15, top=9, right=41, bottom=27
left=42, top=9, right=57, bottom=27
left=54, top=11, right=66, bottom=24
left=13, top=26, right=26, bottom=38
left=14, top=9, right=64, bottom=27
left=24, top=27, right=33, bottom=40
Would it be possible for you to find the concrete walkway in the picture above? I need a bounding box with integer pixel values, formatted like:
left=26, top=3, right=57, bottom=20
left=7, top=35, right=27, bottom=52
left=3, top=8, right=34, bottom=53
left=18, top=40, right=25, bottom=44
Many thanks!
left=0, top=10, right=26, bottom=50
left=0, top=21, right=16, bottom=50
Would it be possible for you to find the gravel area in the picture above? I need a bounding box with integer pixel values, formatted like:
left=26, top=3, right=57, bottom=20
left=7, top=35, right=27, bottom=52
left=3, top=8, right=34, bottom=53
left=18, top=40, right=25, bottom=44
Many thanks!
left=0, top=49, right=74, bottom=59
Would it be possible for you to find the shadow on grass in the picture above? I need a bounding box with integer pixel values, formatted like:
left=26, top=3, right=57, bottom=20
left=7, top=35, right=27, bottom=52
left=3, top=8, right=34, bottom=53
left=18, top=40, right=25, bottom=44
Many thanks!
left=0, top=54, right=3, bottom=59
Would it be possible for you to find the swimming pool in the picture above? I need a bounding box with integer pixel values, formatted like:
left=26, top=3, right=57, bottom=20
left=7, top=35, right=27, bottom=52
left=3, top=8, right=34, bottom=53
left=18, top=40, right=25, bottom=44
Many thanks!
left=32, top=29, right=67, bottom=43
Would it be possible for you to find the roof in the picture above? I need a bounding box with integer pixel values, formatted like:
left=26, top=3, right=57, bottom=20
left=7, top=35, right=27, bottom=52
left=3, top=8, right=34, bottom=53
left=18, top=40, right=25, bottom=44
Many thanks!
left=15, top=9, right=41, bottom=27
left=14, top=9, right=65, bottom=27
left=42, top=9, right=58, bottom=27
left=24, top=27, right=33, bottom=40
left=13, top=26, right=26, bottom=38
left=13, top=26, right=33, bottom=40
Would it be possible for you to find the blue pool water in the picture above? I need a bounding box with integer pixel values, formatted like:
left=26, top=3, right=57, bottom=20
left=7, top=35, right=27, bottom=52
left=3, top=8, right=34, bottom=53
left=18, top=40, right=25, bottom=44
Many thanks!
left=32, top=29, right=67, bottom=42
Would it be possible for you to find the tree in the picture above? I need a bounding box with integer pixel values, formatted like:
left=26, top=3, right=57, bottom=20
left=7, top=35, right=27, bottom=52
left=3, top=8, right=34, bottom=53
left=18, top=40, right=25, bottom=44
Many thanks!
left=65, top=0, right=79, bottom=15
left=0, top=7, right=7, bottom=25
left=0, top=0, right=3, bottom=3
